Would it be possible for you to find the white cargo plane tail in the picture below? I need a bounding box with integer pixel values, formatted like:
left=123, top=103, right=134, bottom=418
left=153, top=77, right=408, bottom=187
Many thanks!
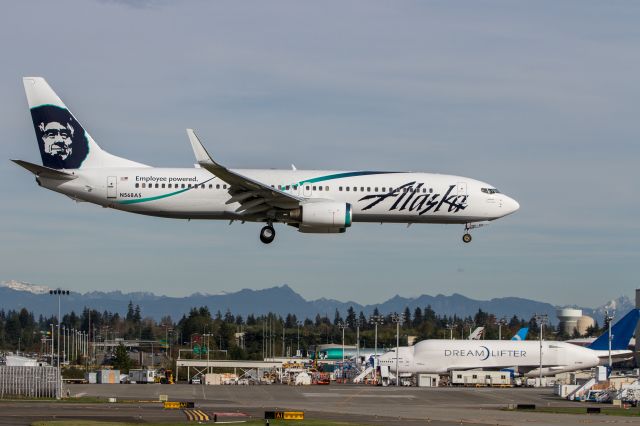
left=14, top=77, right=520, bottom=244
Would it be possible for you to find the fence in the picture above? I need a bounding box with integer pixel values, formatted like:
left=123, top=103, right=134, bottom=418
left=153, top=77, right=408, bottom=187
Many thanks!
left=0, top=366, right=60, bottom=399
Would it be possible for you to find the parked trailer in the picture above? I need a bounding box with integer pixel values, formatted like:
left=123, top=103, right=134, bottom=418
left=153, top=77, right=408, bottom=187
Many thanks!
left=417, top=373, right=440, bottom=387
left=450, top=371, right=512, bottom=387
left=128, top=369, right=156, bottom=384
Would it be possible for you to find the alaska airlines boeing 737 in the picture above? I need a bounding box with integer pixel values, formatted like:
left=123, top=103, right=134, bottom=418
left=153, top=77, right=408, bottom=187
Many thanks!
left=13, top=77, right=519, bottom=244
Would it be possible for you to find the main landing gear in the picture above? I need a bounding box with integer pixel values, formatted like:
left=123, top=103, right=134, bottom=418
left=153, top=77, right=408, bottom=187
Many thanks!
left=260, top=224, right=276, bottom=244
left=462, top=233, right=472, bottom=243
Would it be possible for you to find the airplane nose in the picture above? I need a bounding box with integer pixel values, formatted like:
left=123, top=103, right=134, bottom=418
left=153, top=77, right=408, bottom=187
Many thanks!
left=505, top=196, right=520, bottom=215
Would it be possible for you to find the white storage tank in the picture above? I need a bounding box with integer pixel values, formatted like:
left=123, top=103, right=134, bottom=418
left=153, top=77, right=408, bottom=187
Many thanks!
left=557, top=309, right=582, bottom=335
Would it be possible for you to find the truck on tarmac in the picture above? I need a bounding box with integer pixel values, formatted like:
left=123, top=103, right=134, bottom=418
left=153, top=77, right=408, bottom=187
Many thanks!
left=128, top=369, right=156, bottom=384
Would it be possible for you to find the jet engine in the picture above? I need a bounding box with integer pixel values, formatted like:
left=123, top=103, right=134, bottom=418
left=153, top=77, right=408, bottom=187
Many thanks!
left=290, top=202, right=352, bottom=230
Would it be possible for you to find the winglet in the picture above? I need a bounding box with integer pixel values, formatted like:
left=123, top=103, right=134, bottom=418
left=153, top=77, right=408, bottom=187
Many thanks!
left=186, top=129, right=215, bottom=165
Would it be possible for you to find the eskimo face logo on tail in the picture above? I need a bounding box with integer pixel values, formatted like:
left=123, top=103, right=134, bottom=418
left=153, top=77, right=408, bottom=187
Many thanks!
left=30, top=105, right=89, bottom=169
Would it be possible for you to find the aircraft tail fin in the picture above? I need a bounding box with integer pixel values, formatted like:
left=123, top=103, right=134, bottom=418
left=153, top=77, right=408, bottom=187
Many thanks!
left=467, top=327, right=484, bottom=340
left=22, top=77, right=146, bottom=170
left=511, top=327, right=529, bottom=341
left=588, top=309, right=640, bottom=351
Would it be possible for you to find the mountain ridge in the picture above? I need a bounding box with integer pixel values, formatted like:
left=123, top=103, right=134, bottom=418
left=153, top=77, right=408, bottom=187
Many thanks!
left=0, top=280, right=633, bottom=324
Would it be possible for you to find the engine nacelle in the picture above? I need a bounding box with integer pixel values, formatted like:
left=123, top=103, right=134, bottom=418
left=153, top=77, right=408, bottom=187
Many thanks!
left=291, top=201, right=352, bottom=228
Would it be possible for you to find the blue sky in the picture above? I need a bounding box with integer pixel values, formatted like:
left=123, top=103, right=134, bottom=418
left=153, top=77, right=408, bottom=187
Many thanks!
left=1, top=1, right=638, bottom=307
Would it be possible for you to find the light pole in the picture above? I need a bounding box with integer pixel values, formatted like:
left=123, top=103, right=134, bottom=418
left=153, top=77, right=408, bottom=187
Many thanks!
left=297, top=321, right=301, bottom=356
left=49, top=289, right=70, bottom=368
left=605, top=310, right=614, bottom=371
left=50, top=324, right=54, bottom=365
left=446, top=323, right=455, bottom=340
left=203, top=333, right=213, bottom=375
left=354, top=318, right=362, bottom=366
left=338, top=322, right=348, bottom=365
left=391, top=313, right=405, bottom=387
left=369, top=315, right=384, bottom=368
left=498, top=317, right=507, bottom=340
left=534, top=314, right=548, bottom=386
left=61, top=325, right=65, bottom=364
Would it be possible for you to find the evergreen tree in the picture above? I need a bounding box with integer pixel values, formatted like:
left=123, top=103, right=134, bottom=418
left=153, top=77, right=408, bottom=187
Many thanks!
left=413, top=307, right=423, bottom=327
left=333, top=309, right=343, bottom=326
left=126, top=301, right=134, bottom=321
left=113, top=343, right=132, bottom=373
left=346, top=307, right=356, bottom=328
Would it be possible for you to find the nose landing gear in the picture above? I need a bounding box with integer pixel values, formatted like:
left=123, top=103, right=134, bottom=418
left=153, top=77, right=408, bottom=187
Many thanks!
left=259, top=224, right=276, bottom=244
left=462, top=223, right=485, bottom=244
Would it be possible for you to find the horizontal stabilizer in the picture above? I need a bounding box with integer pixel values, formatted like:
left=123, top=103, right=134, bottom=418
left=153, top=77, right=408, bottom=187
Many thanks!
left=12, top=159, right=77, bottom=180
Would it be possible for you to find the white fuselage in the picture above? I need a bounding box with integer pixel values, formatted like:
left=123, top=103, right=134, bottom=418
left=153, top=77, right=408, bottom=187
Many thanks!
left=379, top=339, right=600, bottom=377
left=38, top=167, right=519, bottom=224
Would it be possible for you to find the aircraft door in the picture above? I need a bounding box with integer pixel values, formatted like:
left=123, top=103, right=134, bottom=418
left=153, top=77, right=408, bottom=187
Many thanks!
left=457, top=182, right=467, bottom=197
left=302, top=183, right=312, bottom=197
left=107, top=176, right=117, bottom=198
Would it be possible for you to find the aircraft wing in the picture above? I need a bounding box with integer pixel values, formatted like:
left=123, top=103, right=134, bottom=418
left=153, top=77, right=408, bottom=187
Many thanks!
left=187, top=129, right=301, bottom=216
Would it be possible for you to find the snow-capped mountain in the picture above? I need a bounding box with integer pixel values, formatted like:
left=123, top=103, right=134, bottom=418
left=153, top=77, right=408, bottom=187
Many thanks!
left=0, top=280, right=51, bottom=295
left=592, top=295, right=635, bottom=320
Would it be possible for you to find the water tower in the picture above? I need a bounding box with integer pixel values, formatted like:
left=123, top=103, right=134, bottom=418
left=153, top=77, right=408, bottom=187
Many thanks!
left=557, top=308, right=582, bottom=335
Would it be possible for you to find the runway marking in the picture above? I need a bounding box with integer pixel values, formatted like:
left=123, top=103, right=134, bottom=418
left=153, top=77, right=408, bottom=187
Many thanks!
left=302, top=393, right=416, bottom=399
left=183, top=409, right=210, bottom=421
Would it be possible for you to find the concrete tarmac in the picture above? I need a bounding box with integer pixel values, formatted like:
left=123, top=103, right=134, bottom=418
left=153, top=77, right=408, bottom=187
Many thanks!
left=0, top=384, right=639, bottom=425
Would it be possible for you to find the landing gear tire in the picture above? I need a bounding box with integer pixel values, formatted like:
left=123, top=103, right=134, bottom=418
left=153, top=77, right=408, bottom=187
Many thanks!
left=462, top=233, right=472, bottom=244
left=260, top=226, right=276, bottom=244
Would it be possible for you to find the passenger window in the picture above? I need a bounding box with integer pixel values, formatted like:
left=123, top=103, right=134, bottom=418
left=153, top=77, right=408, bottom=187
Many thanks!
left=374, top=187, right=378, bottom=192
left=208, top=184, right=212, bottom=188
left=181, top=184, right=185, bottom=188
left=318, top=186, right=322, bottom=191
left=286, top=185, right=290, bottom=190
left=360, top=187, right=364, bottom=192
left=223, top=185, right=227, bottom=189
left=325, top=186, right=329, bottom=191
left=382, top=187, right=386, bottom=192
left=339, top=186, right=343, bottom=191
left=293, top=185, right=298, bottom=190
left=353, top=187, right=357, bottom=192
left=305, top=186, right=310, bottom=190
left=313, top=186, right=317, bottom=190
left=142, top=183, right=146, bottom=188
left=367, top=187, right=371, bottom=192
left=155, top=183, right=159, bottom=188
left=135, top=183, right=139, bottom=188
left=346, top=187, right=350, bottom=191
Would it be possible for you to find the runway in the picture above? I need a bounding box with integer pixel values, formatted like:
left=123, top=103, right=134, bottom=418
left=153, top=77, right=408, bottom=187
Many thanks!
left=0, top=384, right=637, bottom=425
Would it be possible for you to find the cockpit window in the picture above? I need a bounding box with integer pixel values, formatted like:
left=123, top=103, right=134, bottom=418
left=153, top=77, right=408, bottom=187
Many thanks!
left=481, top=188, right=500, bottom=194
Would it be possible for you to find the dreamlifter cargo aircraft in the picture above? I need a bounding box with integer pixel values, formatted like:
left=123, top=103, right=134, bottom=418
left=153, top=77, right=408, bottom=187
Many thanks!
left=13, top=78, right=519, bottom=244
left=379, top=309, right=640, bottom=377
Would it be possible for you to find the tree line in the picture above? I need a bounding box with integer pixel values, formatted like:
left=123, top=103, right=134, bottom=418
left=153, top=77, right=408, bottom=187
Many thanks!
left=0, top=302, right=603, bottom=360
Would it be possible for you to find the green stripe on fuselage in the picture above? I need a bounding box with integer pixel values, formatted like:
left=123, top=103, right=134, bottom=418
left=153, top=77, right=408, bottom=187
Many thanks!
left=295, top=171, right=401, bottom=186
left=118, top=177, right=215, bottom=205
left=118, top=187, right=191, bottom=204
